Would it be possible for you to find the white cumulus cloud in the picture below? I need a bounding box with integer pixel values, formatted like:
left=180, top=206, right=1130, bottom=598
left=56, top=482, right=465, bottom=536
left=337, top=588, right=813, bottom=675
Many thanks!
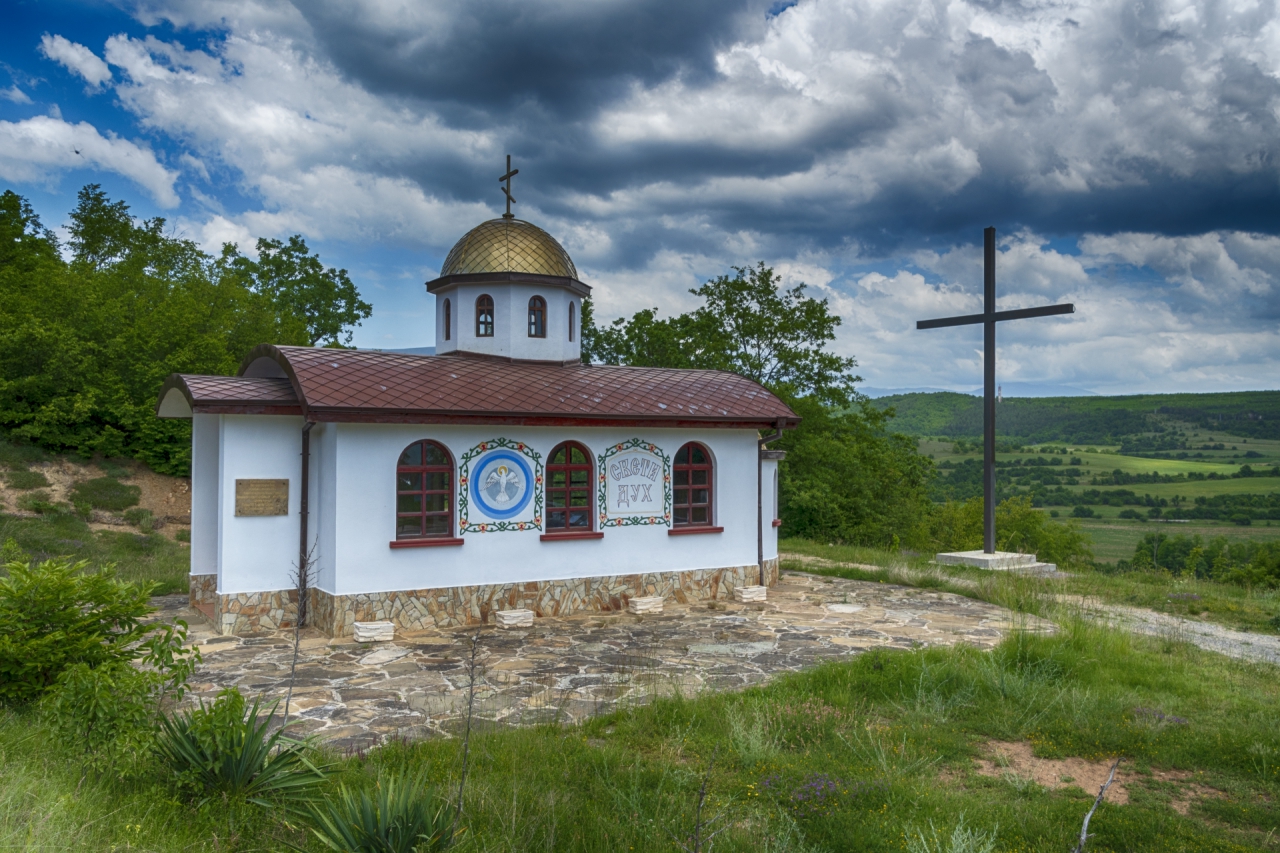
left=38, top=34, right=113, bottom=88
left=0, top=116, right=179, bottom=207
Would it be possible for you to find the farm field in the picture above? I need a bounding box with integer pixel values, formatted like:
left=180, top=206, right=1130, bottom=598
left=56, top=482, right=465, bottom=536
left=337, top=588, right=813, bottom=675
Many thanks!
left=1071, top=518, right=1280, bottom=563
left=921, top=441, right=1280, bottom=504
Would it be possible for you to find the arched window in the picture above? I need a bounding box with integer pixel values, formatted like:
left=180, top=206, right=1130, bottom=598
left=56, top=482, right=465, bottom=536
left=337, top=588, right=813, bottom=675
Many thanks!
left=528, top=296, right=546, bottom=338
left=443, top=298, right=451, bottom=341
left=568, top=301, right=575, bottom=342
left=546, top=441, right=592, bottom=532
left=673, top=442, right=713, bottom=526
left=475, top=295, right=494, bottom=337
left=396, top=440, right=453, bottom=539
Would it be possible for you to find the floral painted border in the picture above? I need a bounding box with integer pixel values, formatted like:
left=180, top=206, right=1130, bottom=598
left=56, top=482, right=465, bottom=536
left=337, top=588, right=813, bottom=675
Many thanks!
left=597, top=439, right=671, bottom=528
left=458, top=438, right=544, bottom=533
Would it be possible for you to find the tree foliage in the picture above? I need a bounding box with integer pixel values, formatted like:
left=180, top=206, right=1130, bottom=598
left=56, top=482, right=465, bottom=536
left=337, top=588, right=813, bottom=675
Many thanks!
left=0, top=557, right=155, bottom=705
left=584, top=263, right=935, bottom=548
left=586, top=263, right=859, bottom=407
left=0, top=186, right=370, bottom=473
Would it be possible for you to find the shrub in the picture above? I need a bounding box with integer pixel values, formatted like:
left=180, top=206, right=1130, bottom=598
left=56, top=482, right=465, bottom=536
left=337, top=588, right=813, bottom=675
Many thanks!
left=1071, top=505, right=1095, bottom=518
left=6, top=469, right=49, bottom=490
left=43, top=661, right=161, bottom=776
left=307, top=770, right=457, bottom=852
left=0, top=558, right=155, bottom=705
left=157, top=688, right=328, bottom=809
left=16, top=490, right=60, bottom=514
left=1118, top=509, right=1144, bottom=520
left=68, top=477, right=140, bottom=511
left=123, top=507, right=155, bottom=531
left=930, top=496, right=1093, bottom=568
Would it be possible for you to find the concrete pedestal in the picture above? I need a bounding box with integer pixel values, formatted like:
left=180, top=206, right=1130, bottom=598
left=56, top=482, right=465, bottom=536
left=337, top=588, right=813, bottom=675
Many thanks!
left=628, top=596, right=664, bottom=615
left=353, top=621, right=395, bottom=642
left=495, top=609, right=534, bottom=629
left=934, top=550, right=1057, bottom=575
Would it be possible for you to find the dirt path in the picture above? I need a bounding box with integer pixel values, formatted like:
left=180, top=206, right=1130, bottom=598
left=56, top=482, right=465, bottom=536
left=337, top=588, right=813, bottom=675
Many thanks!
left=780, top=552, right=1280, bottom=667
left=1063, top=599, right=1280, bottom=667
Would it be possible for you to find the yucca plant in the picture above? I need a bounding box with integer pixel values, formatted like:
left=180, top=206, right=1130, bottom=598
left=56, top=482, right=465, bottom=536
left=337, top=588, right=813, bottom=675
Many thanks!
left=307, top=771, right=458, bottom=852
left=156, top=687, right=328, bottom=809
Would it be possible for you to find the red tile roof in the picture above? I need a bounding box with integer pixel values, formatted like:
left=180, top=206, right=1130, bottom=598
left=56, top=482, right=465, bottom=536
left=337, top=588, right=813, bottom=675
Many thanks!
left=160, top=345, right=798, bottom=428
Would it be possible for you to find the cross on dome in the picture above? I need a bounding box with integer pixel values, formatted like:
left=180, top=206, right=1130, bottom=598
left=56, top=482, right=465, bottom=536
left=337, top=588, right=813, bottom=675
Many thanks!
left=500, top=154, right=518, bottom=220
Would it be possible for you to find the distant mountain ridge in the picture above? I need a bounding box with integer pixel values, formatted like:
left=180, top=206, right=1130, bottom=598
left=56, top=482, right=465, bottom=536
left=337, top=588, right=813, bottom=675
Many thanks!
left=872, top=390, right=1280, bottom=442
left=862, top=383, right=1098, bottom=399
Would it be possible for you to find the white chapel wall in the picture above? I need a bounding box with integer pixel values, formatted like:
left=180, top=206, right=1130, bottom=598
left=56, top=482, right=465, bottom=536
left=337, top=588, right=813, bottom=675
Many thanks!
left=216, top=414, right=308, bottom=595
left=324, top=424, right=760, bottom=597
left=760, top=456, right=780, bottom=562
left=190, top=413, right=220, bottom=577
left=314, top=422, right=338, bottom=593
left=435, top=283, right=580, bottom=362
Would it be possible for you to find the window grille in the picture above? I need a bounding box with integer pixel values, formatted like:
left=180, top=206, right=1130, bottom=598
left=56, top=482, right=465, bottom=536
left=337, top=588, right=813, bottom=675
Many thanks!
left=475, top=295, right=494, bottom=337
left=395, top=440, right=453, bottom=539
left=673, top=442, right=713, bottom=526
left=528, top=296, right=547, bottom=338
left=546, top=441, right=592, bottom=532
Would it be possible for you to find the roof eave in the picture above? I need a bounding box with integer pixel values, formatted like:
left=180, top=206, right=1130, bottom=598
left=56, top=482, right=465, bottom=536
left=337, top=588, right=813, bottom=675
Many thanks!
left=425, top=271, right=591, bottom=298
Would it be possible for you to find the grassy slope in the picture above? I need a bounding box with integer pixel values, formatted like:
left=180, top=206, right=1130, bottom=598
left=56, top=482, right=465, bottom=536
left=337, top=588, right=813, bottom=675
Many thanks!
left=3, top=601, right=1278, bottom=851
left=0, top=511, right=189, bottom=594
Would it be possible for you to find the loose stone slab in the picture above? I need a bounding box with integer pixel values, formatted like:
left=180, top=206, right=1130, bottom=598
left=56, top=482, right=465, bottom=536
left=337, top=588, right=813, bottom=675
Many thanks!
left=935, top=550, right=1057, bottom=574
left=496, top=609, right=534, bottom=629
left=628, top=596, right=664, bottom=615
left=354, top=621, right=395, bottom=642
left=733, top=585, right=767, bottom=603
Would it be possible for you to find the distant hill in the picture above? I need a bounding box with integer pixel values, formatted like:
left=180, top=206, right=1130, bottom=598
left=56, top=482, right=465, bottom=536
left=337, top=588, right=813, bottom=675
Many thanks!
left=862, top=383, right=1098, bottom=399
left=872, top=390, right=1280, bottom=442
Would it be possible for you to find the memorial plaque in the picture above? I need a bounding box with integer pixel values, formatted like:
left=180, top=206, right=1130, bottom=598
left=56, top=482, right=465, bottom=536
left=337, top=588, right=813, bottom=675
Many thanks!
left=235, top=479, right=289, bottom=516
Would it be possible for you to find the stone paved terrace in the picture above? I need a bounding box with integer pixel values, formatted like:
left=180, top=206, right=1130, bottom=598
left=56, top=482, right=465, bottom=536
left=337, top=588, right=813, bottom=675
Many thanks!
left=160, top=571, right=1050, bottom=751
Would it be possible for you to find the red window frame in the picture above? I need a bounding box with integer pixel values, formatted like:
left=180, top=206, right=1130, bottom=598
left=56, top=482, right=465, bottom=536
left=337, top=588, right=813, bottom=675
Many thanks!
left=673, top=442, right=713, bottom=527
left=476, top=294, right=494, bottom=337
left=443, top=298, right=451, bottom=341
left=395, top=440, right=454, bottom=540
left=528, top=295, right=546, bottom=338
left=545, top=441, right=593, bottom=533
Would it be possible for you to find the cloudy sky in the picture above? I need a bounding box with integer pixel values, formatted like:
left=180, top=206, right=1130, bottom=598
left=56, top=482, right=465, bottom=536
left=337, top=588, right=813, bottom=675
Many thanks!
left=3, top=0, right=1279, bottom=395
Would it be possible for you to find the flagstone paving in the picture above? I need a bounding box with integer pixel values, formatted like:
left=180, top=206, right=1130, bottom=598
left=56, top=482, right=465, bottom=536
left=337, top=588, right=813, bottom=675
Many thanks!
left=157, top=571, right=1050, bottom=751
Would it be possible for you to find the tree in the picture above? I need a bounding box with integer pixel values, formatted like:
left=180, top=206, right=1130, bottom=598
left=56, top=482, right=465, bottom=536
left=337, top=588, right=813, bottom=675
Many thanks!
left=584, top=262, right=932, bottom=548
left=223, top=236, right=372, bottom=347
left=0, top=186, right=367, bottom=474
left=586, top=263, right=860, bottom=406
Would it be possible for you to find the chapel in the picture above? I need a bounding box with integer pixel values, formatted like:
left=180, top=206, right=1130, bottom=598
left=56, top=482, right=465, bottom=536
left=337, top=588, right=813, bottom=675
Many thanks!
left=156, top=170, right=799, bottom=636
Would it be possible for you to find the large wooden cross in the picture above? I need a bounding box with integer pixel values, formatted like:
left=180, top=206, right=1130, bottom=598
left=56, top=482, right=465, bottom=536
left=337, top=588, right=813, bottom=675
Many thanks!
left=917, top=227, right=1075, bottom=554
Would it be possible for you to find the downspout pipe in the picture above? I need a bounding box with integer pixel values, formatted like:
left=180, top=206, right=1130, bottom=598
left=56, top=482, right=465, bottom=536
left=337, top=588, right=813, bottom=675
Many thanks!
left=757, top=418, right=785, bottom=586
left=299, top=421, right=314, bottom=623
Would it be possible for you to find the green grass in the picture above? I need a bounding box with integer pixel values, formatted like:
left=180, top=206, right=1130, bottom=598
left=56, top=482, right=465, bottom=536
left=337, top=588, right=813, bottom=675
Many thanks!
left=68, top=476, right=142, bottom=511
left=781, top=537, right=1280, bottom=638
left=4, top=469, right=49, bottom=490
left=923, top=442, right=1280, bottom=508
left=3, top=611, right=1279, bottom=851
left=1070, top=518, right=1280, bottom=563
left=0, top=511, right=189, bottom=594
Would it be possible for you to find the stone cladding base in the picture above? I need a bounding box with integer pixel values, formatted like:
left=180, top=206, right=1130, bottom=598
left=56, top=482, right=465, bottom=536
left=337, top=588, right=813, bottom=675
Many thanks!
left=188, top=560, right=778, bottom=637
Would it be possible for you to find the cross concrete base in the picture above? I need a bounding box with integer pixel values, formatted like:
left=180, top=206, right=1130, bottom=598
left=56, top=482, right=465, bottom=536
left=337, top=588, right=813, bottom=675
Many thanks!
left=934, top=550, right=1058, bottom=575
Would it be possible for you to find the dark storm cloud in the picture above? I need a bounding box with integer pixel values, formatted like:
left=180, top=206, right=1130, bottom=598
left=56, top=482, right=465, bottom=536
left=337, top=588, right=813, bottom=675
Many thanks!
left=295, top=0, right=770, bottom=120
left=348, top=0, right=1280, bottom=266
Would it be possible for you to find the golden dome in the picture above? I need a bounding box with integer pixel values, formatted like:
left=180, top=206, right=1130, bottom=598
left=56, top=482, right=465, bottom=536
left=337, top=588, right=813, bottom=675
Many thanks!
left=440, top=218, right=578, bottom=279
